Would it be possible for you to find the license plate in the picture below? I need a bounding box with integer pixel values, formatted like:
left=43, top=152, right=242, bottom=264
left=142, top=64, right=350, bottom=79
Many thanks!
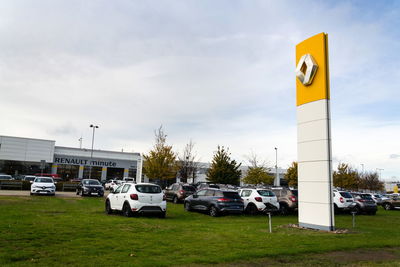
left=91, top=193, right=98, bottom=195
left=40, top=191, right=48, bottom=194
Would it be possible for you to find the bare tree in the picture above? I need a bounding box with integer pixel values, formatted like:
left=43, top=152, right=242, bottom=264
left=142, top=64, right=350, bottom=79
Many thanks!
left=242, top=152, right=274, bottom=185
left=177, top=140, right=199, bottom=183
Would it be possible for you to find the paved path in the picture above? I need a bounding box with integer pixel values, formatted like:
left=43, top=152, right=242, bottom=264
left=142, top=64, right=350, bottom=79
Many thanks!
left=0, top=190, right=109, bottom=198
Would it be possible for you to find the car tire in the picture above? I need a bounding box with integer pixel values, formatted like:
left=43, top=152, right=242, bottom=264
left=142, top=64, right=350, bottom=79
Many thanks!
left=352, top=205, right=361, bottom=215
left=383, top=203, right=392, bottom=210
left=173, top=196, right=179, bottom=204
left=30, top=192, right=33, bottom=196
left=368, top=211, right=376, bottom=215
left=184, top=202, right=192, bottom=211
left=334, top=204, right=339, bottom=214
left=245, top=203, right=258, bottom=215
left=123, top=202, right=133, bottom=217
left=209, top=206, right=219, bottom=217
left=105, top=200, right=113, bottom=214
left=76, top=190, right=79, bottom=195
left=279, top=203, right=289, bottom=215
left=158, top=211, right=166, bottom=218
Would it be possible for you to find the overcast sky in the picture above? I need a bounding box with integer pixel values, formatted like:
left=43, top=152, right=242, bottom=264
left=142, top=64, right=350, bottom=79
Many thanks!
left=1, top=0, right=399, bottom=180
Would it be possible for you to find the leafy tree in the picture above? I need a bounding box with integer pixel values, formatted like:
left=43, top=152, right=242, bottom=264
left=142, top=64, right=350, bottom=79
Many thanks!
left=177, top=140, right=199, bottom=183
left=285, top=162, right=298, bottom=187
left=143, top=126, right=178, bottom=187
left=359, top=171, right=384, bottom=191
left=206, top=146, right=241, bottom=185
left=242, top=152, right=273, bottom=185
left=333, top=163, right=360, bottom=190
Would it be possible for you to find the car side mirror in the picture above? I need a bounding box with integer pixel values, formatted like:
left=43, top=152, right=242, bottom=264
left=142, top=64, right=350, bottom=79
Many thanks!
left=193, top=194, right=198, bottom=198
left=54, top=182, right=57, bottom=184
left=30, top=181, right=33, bottom=184
left=110, top=188, right=114, bottom=193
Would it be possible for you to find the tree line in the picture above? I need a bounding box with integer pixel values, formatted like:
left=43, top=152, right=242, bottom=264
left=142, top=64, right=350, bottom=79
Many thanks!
left=142, top=126, right=384, bottom=191
left=284, top=162, right=384, bottom=191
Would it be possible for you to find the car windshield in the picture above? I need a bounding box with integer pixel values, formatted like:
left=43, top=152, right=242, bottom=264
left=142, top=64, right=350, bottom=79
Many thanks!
left=209, top=184, right=220, bottom=189
left=183, top=186, right=195, bottom=191
left=222, top=192, right=241, bottom=199
left=135, top=185, right=161, bottom=194
left=35, top=178, right=53, bottom=183
left=374, top=194, right=380, bottom=198
left=257, top=190, right=275, bottom=197
left=340, top=192, right=353, bottom=198
left=84, top=180, right=101, bottom=185
left=0, top=175, right=12, bottom=180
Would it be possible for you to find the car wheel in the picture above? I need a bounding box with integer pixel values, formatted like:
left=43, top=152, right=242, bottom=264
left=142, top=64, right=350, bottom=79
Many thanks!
left=368, top=211, right=376, bottom=215
left=30, top=192, right=33, bottom=196
left=209, top=206, right=219, bottom=217
left=334, top=204, right=339, bottom=214
left=105, top=200, right=113, bottom=214
left=123, top=203, right=133, bottom=217
left=279, top=204, right=289, bottom=215
left=158, top=211, right=166, bottom=218
left=76, top=190, right=79, bottom=195
left=383, top=203, right=392, bottom=210
left=352, top=205, right=361, bottom=215
left=184, top=202, right=192, bottom=211
left=173, top=196, right=179, bottom=204
left=245, top=203, right=258, bottom=215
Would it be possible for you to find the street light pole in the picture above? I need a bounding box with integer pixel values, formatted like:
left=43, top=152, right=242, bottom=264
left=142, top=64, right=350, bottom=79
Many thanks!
left=361, top=164, right=364, bottom=173
left=274, top=147, right=279, bottom=186
left=376, top=168, right=384, bottom=180
left=89, top=124, right=99, bottom=179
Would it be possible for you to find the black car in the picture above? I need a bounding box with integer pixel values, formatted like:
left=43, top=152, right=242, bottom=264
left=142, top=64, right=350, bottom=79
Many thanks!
left=76, top=179, right=104, bottom=197
left=184, top=188, right=244, bottom=217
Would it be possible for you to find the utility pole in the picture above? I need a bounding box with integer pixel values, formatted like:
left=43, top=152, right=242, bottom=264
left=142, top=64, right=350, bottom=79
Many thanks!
left=274, top=147, right=280, bottom=186
left=89, top=124, right=99, bottom=179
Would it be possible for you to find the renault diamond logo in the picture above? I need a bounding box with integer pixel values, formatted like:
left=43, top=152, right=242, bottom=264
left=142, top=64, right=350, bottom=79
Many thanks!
left=296, top=54, right=318, bottom=86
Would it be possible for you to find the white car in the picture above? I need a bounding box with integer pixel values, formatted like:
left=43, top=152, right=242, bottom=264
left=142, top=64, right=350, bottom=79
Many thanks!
left=238, top=188, right=280, bottom=214
left=105, top=179, right=120, bottom=190
left=333, top=190, right=356, bottom=213
left=105, top=183, right=166, bottom=218
left=30, top=177, right=56, bottom=196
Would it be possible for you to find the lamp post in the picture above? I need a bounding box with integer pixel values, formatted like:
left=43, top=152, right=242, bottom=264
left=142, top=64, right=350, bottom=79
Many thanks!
left=274, top=147, right=279, bottom=186
left=89, top=124, right=99, bottom=179
left=376, top=168, right=384, bottom=180
left=361, top=164, right=364, bottom=173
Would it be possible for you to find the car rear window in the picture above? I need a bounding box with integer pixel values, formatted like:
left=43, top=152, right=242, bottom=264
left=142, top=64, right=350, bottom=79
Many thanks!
left=209, top=184, right=220, bottom=189
left=135, top=185, right=162, bottom=194
left=183, top=186, right=195, bottom=191
left=222, top=192, right=241, bottom=199
left=360, top=194, right=373, bottom=200
left=257, top=190, right=275, bottom=197
left=339, top=192, right=353, bottom=198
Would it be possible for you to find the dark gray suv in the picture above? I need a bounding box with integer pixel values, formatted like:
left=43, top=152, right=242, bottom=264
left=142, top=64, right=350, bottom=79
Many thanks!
left=184, top=188, right=244, bottom=217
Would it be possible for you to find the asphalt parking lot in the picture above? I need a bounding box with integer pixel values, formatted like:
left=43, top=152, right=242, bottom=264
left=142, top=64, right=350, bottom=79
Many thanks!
left=0, top=190, right=109, bottom=198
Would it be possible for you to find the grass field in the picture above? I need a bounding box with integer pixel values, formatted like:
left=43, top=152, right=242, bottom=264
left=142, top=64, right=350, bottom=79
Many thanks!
left=0, top=195, right=399, bottom=266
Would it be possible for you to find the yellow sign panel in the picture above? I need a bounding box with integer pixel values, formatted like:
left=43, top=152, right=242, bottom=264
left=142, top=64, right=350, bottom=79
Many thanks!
left=394, top=185, right=399, bottom=193
left=296, top=33, right=330, bottom=106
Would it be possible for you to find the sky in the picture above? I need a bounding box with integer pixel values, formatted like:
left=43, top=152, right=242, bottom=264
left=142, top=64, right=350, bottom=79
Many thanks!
left=0, top=0, right=399, bottom=181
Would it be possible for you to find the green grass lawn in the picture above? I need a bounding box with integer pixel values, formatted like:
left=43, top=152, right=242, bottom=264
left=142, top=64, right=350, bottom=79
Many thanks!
left=0, top=196, right=399, bottom=266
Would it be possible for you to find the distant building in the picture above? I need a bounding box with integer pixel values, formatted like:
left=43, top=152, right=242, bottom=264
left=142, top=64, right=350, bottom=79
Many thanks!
left=0, top=135, right=142, bottom=181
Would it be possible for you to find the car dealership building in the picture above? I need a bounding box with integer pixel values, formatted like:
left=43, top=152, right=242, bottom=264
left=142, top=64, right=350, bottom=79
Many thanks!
left=0, top=135, right=142, bottom=181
